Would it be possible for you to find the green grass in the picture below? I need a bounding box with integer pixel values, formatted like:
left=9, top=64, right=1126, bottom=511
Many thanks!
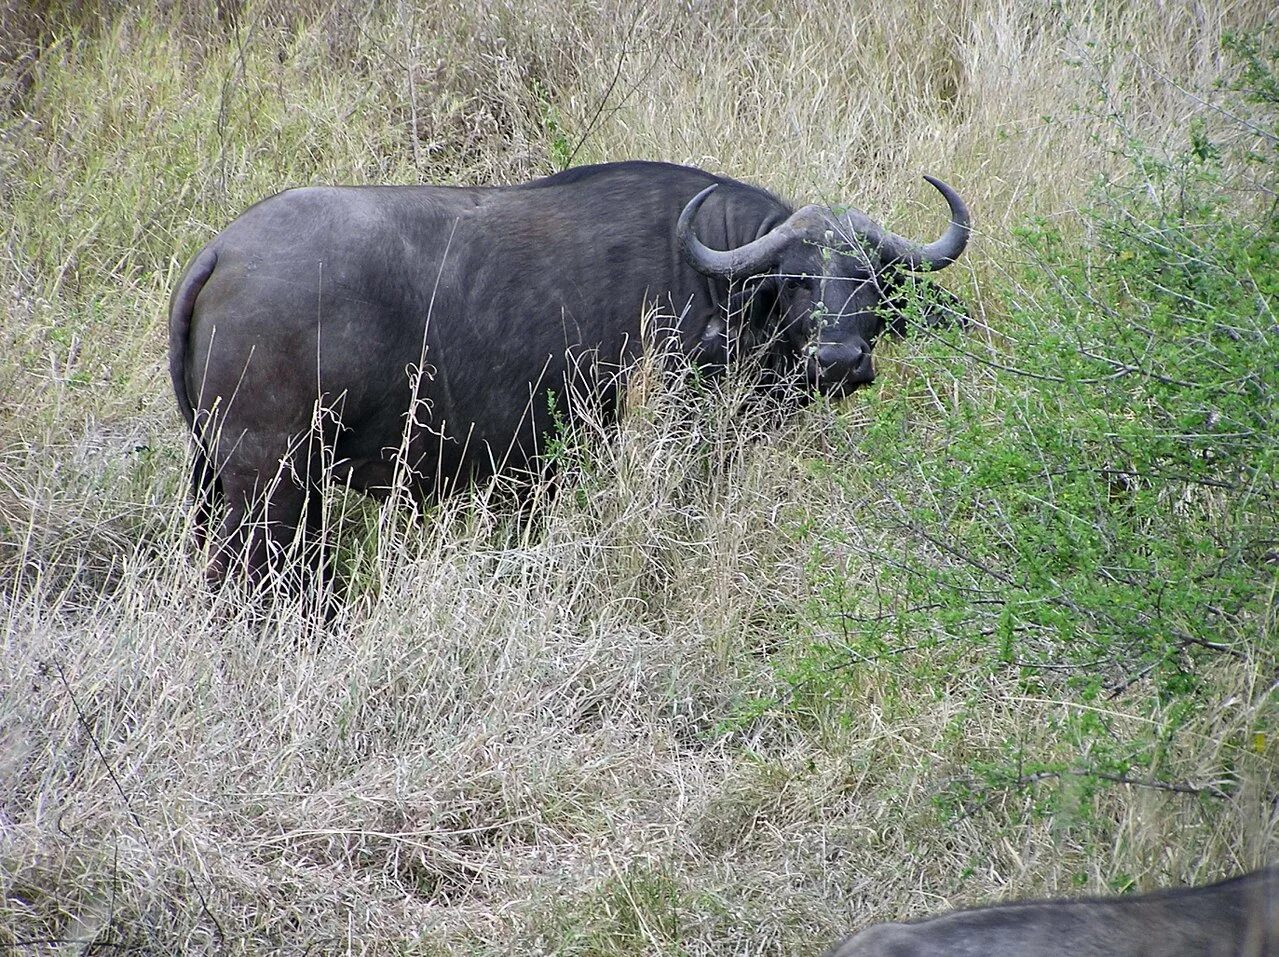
left=1, top=2, right=1276, bottom=954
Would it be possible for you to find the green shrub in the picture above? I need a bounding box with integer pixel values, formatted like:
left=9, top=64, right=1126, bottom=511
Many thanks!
left=793, top=37, right=1279, bottom=826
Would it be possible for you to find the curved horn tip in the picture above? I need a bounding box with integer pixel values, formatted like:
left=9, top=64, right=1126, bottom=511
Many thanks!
left=677, top=184, right=731, bottom=278
left=678, top=184, right=718, bottom=222
left=922, top=174, right=962, bottom=197
left=912, top=174, right=972, bottom=270
left=921, top=175, right=971, bottom=221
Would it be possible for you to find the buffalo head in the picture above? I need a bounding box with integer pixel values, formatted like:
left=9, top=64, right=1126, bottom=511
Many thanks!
left=677, top=176, right=970, bottom=395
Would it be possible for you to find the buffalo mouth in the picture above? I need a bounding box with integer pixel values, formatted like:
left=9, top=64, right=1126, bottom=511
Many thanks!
left=804, top=342, right=875, bottom=396
left=803, top=369, right=875, bottom=398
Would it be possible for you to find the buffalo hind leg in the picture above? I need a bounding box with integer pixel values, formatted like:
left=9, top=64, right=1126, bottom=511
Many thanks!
left=206, top=466, right=310, bottom=596
left=300, top=483, right=341, bottom=617
left=188, top=443, right=222, bottom=552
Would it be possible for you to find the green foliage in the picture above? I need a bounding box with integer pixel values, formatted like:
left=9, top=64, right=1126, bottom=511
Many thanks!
left=1225, top=29, right=1279, bottom=109
left=534, top=78, right=576, bottom=171
left=541, top=387, right=573, bottom=468
left=788, top=39, right=1279, bottom=825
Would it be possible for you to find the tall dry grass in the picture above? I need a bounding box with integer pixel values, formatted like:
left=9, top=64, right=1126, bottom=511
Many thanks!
left=2, top=0, right=1276, bottom=953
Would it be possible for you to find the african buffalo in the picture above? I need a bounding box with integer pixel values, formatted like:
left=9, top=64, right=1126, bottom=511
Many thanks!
left=823, top=866, right=1278, bottom=957
left=169, top=160, right=970, bottom=586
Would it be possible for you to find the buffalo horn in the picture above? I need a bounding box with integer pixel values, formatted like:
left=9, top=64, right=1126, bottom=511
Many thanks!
left=677, top=185, right=795, bottom=278
left=842, top=176, right=971, bottom=271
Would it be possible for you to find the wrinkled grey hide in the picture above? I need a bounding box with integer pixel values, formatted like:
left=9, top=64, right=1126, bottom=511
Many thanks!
left=169, top=160, right=969, bottom=586
left=824, top=867, right=1278, bottom=957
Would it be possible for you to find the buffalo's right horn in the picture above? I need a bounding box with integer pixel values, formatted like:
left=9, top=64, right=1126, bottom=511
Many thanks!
left=678, top=185, right=795, bottom=278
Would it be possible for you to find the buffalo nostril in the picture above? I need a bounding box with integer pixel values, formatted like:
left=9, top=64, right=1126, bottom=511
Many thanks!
left=817, top=345, right=855, bottom=369
left=808, top=341, right=876, bottom=390
left=817, top=342, right=868, bottom=370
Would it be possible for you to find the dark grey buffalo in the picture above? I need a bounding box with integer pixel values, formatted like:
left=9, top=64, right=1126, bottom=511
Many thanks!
left=823, top=866, right=1278, bottom=957
left=169, top=160, right=970, bottom=586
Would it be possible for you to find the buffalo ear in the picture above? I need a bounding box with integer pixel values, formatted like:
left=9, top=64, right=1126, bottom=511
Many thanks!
left=728, top=275, right=781, bottom=330
left=877, top=271, right=969, bottom=337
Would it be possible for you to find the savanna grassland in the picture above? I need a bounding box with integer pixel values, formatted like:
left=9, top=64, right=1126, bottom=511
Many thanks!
left=1, top=1, right=1277, bottom=954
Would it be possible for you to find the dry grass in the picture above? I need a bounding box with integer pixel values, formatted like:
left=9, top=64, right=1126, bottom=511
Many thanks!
left=2, top=0, right=1276, bottom=953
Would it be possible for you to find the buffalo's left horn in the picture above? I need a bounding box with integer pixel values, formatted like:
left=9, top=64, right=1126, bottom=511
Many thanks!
left=843, top=176, right=971, bottom=271
left=678, top=184, right=796, bottom=278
